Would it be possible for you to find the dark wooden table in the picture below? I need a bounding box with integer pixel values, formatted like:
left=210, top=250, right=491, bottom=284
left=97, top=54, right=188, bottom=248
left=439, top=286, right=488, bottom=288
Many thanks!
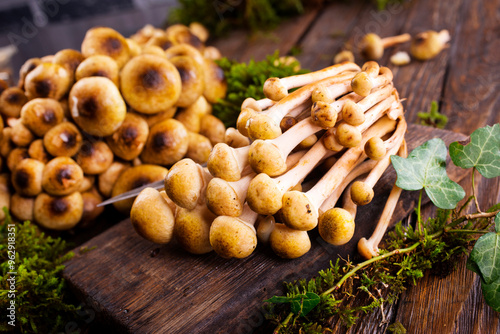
left=63, top=0, right=500, bottom=333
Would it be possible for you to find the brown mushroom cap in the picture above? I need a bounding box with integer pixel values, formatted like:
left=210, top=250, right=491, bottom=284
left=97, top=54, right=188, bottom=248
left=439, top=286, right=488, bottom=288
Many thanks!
left=53, top=49, right=85, bottom=82
left=246, top=173, right=283, bottom=215
left=6, top=148, right=30, bottom=172
left=0, top=128, right=14, bottom=158
left=248, top=140, right=288, bottom=177
left=28, top=139, right=51, bottom=164
left=43, top=122, right=82, bottom=157
left=185, top=131, right=212, bottom=164
left=111, top=164, right=168, bottom=213
left=269, top=223, right=311, bottom=259
left=75, top=55, right=120, bottom=86
left=10, top=193, right=35, bottom=222
left=205, top=177, right=243, bottom=217
left=130, top=187, right=176, bottom=244
left=33, top=191, right=83, bottom=230
left=174, top=204, right=216, bottom=254
left=75, top=140, right=114, bottom=175
left=24, top=63, right=71, bottom=100
left=209, top=216, right=257, bottom=259
left=42, top=157, right=84, bottom=196
left=410, top=30, right=450, bottom=60
left=202, top=58, right=227, bottom=104
left=79, top=188, right=104, bottom=227
left=360, top=33, right=384, bottom=60
left=97, top=161, right=130, bottom=198
left=169, top=55, right=205, bottom=108
left=120, top=54, right=182, bottom=114
left=20, top=98, right=65, bottom=137
left=81, top=27, right=130, bottom=68
left=0, top=87, right=28, bottom=118
left=281, top=190, right=318, bottom=231
left=105, top=112, right=149, bottom=161
left=12, top=158, right=45, bottom=197
left=166, top=24, right=204, bottom=50
left=18, top=58, right=42, bottom=88
left=69, top=76, right=127, bottom=136
left=140, top=119, right=188, bottom=166
left=318, top=207, right=355, bottom=245
left=199, top=114, right=225, bottom=146
left=164, top=158, right=205, bottom=210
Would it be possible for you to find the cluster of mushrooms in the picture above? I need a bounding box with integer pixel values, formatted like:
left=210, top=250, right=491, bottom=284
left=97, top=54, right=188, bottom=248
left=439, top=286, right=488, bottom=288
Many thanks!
left=334, top=29, right=451, bottom=66
left=0, top=22, right=230, bottom=230
left=131, top=60, right=408, bottom=260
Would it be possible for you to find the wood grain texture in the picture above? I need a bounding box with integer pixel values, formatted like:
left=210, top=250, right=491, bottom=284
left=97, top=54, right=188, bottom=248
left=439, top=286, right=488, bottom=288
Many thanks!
left=63, top=124, right=468, bottom=334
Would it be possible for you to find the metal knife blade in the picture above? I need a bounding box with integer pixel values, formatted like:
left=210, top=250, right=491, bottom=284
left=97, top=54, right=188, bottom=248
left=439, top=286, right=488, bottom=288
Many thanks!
left=97, top=180, right=165, bottom=207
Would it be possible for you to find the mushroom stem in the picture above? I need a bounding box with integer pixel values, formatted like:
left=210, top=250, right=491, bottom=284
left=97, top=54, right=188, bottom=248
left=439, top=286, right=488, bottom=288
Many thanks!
left=357, top=140, right=407, bottom=259
left=205, top=150, right=306, bottom=217
left=246, top=133, right=336, bottom=215
left=351, top=66, right=393, bottom=97
left=248, top=71, right=358, bottom=140
left=263, top=62, right=361, bottom=101
left=280, top=116, right=397, bottom=231
left=241, top=97, right=275, bottom=111
left=381, top=33, right=411, bottom=48
left=248, top=117, right=323, bottom=176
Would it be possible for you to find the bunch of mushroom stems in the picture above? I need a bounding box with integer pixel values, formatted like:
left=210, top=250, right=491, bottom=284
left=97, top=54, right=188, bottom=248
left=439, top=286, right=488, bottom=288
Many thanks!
left=131, top=61, right=408, bottom=260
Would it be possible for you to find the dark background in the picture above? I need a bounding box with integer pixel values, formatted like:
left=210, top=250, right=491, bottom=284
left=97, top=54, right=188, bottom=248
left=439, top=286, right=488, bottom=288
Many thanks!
left=0, top=0, right=178, bottom=80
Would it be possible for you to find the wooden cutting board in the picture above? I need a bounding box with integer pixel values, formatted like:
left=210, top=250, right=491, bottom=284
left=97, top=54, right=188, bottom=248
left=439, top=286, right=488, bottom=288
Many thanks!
left=63, top=124, right=468, bottom=334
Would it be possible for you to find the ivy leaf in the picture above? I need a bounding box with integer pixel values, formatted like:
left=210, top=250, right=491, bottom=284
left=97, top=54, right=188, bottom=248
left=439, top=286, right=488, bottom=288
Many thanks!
left=479, top=278, right=500, bottom=312
left=265, top=292, right=320, bottom=317
left=449, top=124, right=500, bottom=178
left=391, top=138, right=465, bottom=209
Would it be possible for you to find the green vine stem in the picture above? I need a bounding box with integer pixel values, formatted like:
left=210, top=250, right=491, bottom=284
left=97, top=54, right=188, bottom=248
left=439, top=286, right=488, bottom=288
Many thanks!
left=471, top=167, right=482, bottom=213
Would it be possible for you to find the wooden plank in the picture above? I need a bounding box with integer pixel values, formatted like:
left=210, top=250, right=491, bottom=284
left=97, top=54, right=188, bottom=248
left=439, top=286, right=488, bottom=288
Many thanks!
left=63, top=124, right=467, bottom=334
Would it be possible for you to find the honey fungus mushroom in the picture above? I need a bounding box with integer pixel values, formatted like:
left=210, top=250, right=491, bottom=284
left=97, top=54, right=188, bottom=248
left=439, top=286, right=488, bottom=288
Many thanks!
left=43, top=122, right=82, bottom=157
left=42, top=157, right=84, bottom=196
left=18, top=58, right=42, bottom=89
left=79, top=188, right=104, bottom=227
left=140, top=119, right=189, bottom=166
left=10, top=193, right=35, bottom=222
left=81, top=27, right=131, bottom=68
left=75, top=55, right=120, bottom=86
left=410, top=29, right=451, bottom=60
left=120, top=54, right=182, bottom=114
left=69, top=76, right=127, bottom=136
left=53, top=49, right=85, bottom=83
left=0, top=87, right=28, bottom=118
left=20, top=98, right=65, bottom=137
left=359, top=33, right=411, bottom=60
left=169, top=56, right=205, bottom=108
left=34, top=191, right=83, bottom=230
left=11, top=158, right=45, bottom=197
left=111, top=164, right=168, bottom=214
left=28, top=139, right=51, bottom=164
left=24, top=63, right=71, bottom=100
left=106, top=112, right=149, bottom=161
left=131, top=187, right=176, bottom=244
left=269, top=223, right=311, bottom=259
left=174, top=204, right=216, bottom=255
left=74, top=140, right=114, bottom=175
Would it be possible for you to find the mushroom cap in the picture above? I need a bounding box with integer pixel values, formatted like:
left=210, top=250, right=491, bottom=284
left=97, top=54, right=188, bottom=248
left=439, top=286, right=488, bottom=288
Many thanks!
left=209, top=216, right=257, bottom=259
left=140, top=118, right=188, bottom=166
left=34, top=191, right=83, bottom=230
left=79, top=188, right=104, bottom=227
left=199, top=114, right=225, bottom=146
left=81, top=27, right=130, bottom=68
left=263, top=77, right=287, bottom=102
left=364, top=136, right=386, bottom=160
left=189, top=22, right=209, bottom=43
left=10, top=121, right=35, bottom=147
left=247, top=113, right=282, bottom=140
left=98, top=161, right=130, bottom=198
left=174, top=205, right=216, bottom=254
left=342, top=100, right=365, bottom=126
left=248, top=140, right=287, bottom=177
left=111, top=164, right=168, bottom=213
left=120, top=54, right=182, bottom=114
left=246, top=173, right=283, bottom=215
left=335, top=123, right=362, bottom=148
left=357, top=237, right=378, bottom=259
left=269, top=223, right=311, bottom=259
left=174, top=95, right=211, bottom=133
left=75, top=55, right=120, bottom=86
left=360, top=33, right=384, bottom=60
left=186, top=132, right=212, bottom=164
left=311, top=84, right=335, bottom=103
left=351, top=71, right=373, bottom=97
left=207, top=143, right=242, bottom=182
left=12, top=158, right=44, bottom=197
left=164, top=158, right=204, bottom=210
left=74, top=140, right=114, bottom=175
left=350, top=181, right=374, bottom=206
left=205, top=177, right=242, bottom=217
left=281, top=190, right=319, bottom=231
left=131, top=187, right=175, bottom=244
left=142, top=107, right=177, bottom=128
left=311, top=101, right=337, bottom=129
left=0, top=87, right=28, bottom=118
left=10, top=193, right=34, bottom=222
left=69, top=76, right=127, bottom=136
left=202, top=58, right=227, bottom=104
left=18, top=58, right=42, bottom=89
left=318, top=207, right=355, bottom=245
left=24, top=63, right=71, bottom=100
left=53, top=48, right=85, bottom=82
left=126, top=38, right=142, bottom=57
left=42, top=157, right=84, bottom=196
left=169, top=55, right=205, bottom=108
left=106, top=112, right=149, bottom=161
left=7, top=147, right=29, bottom=172
left=165, top=24, right=204, bottom=50
left=164, top=44, right=205, bottom=69
left=410, top=30, right=447, bottom=60
left=20, top=98, right=65, bottom=137
left=236, top=108, right=258, bottom=137
left=43, top=121, right=82, bottom=157
left=0, top=174, right=10, bottom=221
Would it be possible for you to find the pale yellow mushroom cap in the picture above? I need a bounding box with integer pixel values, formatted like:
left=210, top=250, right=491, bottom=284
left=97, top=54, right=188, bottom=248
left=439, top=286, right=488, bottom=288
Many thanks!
left=269, top=223, right=311, bottom=259
left=209, top=216, right=257, bottom=259
left=246, top=173, right=283, bottom=215
left=281, top=190, right=318, bottom=231
left=318, top=207, right=355, bottom=245
left=248, top=140, right=287, bottom=177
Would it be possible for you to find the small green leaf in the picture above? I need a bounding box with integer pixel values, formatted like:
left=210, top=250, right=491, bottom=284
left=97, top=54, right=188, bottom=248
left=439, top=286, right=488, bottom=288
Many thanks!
left=469, top=232, right=500, bottom=284
left=449, top=124, right=500, bottom=178
left=391, top=138, right=465, bottom=209
left=479, top=277, right=500, bottom=312
left=496, top=212, right=500, bottom=233
left=417, top=101, right=448, bottom=129
left=290, top=292, right=320, bottom=316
